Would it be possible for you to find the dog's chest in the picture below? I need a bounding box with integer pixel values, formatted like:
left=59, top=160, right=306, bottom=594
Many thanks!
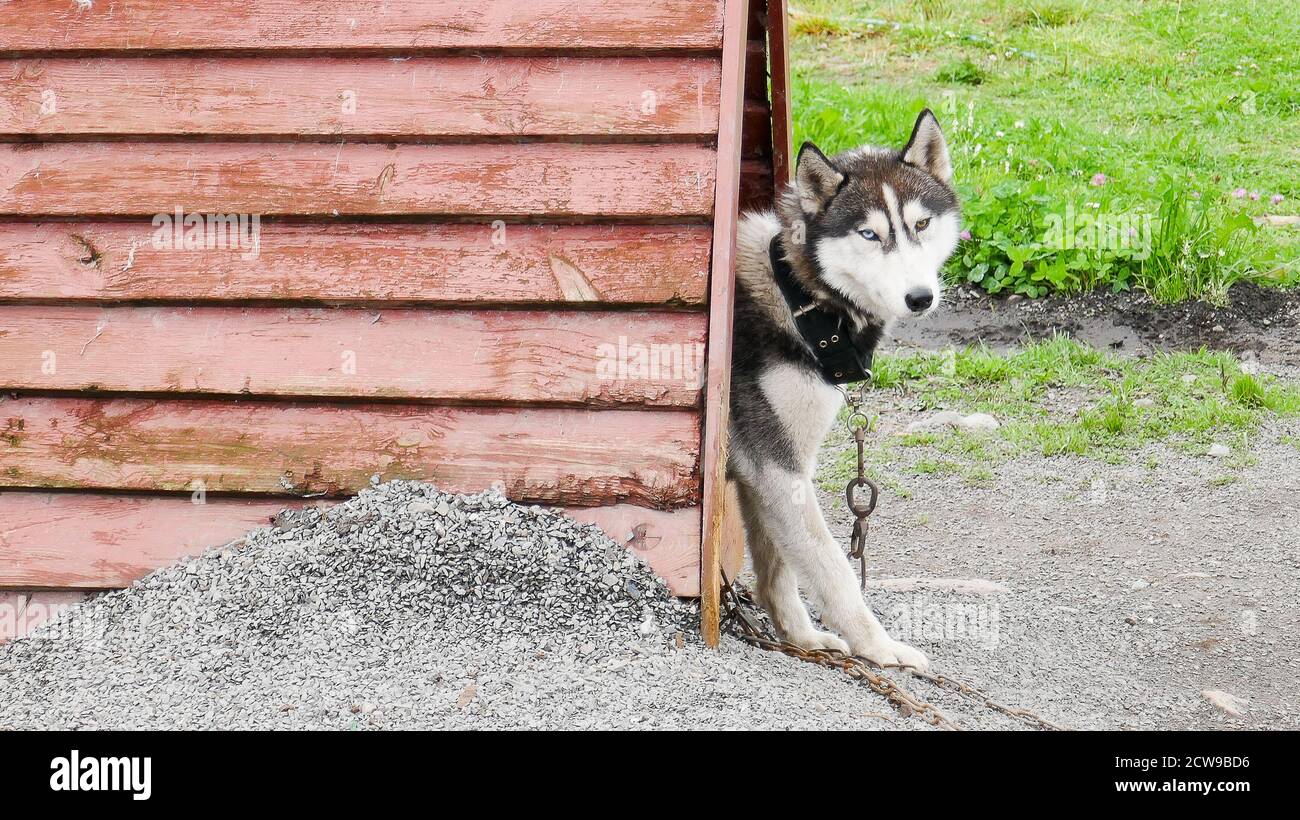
left=758, top=362, right=845, bottom=469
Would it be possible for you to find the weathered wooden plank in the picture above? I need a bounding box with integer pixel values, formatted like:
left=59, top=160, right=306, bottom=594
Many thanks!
left=699, top=0, right=751, bottom=648
left=0, top=305, right=707, bottom=406
left=566, top=504, right=701, bottom=596
left=0, top=1, right=725, bottom=52
left=739, top=160, right=775, bottom=212
left=767, top=0, right=795, bottom=190
left=0, top=592, right=26, bottom=643
left=0, top=492, right=702, bottom=595
left=0, top=398, right=701, bottom=509
left=748, top=0, right=770, bottom=41
left=0, top=143, right=717, bottom=217
left=0, top=57, right=720, bottom=138
left=743, top=100, right=773, bottom=159
left=0, top=494, right=288, bottom=590
left=0, top=222, right=710, bottom=306
left=745, top=40, right=767, bottom=99
left=0, top=590, right=86, bottom=644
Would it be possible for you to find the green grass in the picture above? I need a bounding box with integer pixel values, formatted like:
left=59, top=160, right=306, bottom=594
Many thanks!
left=816, top=337, right=1300, bottom=492
left=788, top=0, right=1300, bottom=302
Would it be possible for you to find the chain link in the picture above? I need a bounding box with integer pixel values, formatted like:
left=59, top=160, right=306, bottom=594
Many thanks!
left=841, top=380, right=876, bottom=590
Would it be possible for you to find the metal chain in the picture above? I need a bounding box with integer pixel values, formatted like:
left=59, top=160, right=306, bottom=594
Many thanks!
left=719, top=576, right=962, bottom=730
left=844, top=426, right=877, bottom=591
left=841, top=380, right=877, bottom=590
left=909, top=669, right=1070, bottom=731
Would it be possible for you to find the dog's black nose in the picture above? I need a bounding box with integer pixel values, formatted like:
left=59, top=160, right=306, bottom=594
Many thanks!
left=905, top=289, right=934, bottom=313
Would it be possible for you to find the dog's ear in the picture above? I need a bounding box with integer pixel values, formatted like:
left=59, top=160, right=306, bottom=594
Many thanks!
left=795, top=141, right=844, bottom=215
left=901, top=109, right=952, bottom=184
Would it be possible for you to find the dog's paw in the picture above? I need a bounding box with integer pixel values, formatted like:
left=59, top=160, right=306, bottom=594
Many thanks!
left=851, top=636, right=930, bottom=672
left=785, top=629, right=851, bottom=655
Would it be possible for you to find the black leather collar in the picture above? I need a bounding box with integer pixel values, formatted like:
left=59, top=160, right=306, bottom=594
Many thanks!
left=768, top=235, right=874, bottom=385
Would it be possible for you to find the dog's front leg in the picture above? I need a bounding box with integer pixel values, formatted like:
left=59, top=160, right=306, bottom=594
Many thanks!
left=749, top=468, right=929, bottom=671
left=735, top=481, right=849, bottom=653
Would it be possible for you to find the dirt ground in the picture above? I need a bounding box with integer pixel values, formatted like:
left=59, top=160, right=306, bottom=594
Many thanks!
left=896, top=282, right=1300, bottom=366
left=806, top=284, right=1300, bottom=729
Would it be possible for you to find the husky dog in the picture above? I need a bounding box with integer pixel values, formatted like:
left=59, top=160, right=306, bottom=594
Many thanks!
left=727, top=109, right=960, bottom=670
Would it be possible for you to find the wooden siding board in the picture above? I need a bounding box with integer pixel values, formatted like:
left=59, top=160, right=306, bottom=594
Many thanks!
left=0, top=222, right=710, bottom=306
left=0, top=590, right=86, bottom=644
left=0, top=143, right=717, bottom=218
left=0, top=305, right=706, bottom=407
left=0, top=492, right=703, bottom=595
left=0, top=57, right=721, bottom=138
left=0, top=397, right=701, bottom=510
left=0, top=1, right=726, bottom=52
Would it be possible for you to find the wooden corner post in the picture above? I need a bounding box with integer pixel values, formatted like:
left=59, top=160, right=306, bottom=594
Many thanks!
left=768, top=0, right=795, bottom=188
left=700, top=0, right=751, bottom=647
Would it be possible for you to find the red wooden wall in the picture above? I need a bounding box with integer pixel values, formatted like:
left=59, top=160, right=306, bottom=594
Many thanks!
left=0, top=0, right=785, bottom=642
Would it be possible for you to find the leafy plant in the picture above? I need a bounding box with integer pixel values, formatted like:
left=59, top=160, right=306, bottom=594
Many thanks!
left=935, top=57, right=986, bottom=85
left=1139, top=179, right=1261, bottom=304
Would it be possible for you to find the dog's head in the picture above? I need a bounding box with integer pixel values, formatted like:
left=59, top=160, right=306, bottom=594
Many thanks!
left=782, top=109, right=960, bottom=325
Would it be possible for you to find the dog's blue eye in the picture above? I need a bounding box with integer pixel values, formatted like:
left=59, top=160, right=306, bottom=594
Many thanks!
left=858, top=228, right=880, bottom=242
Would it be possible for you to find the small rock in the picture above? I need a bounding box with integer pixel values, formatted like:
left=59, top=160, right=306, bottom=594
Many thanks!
left=904, top=410, right=961, bottom=434
left=1133, top=398, right=1155, bottom=409
left=456, top=683, right=477, bottom=708
left=1130, top=579, right=1150, bottom=590
left=1182, top=374, right=1198, bottom=385
left=955, top=413, right=1000, bottom=432
left=1202, top=689, right=1248, bottom=718
left=1208, top=444, right=1231, bottom=458
left=1212, top=325, right=1225, bottom=332
left=637, top=610, right=658, bottom=636
left=1125, top=616, right=1138, bottom=626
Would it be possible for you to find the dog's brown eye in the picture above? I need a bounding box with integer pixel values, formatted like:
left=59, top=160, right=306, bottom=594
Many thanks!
left=915, top=218, right=931, bottom=232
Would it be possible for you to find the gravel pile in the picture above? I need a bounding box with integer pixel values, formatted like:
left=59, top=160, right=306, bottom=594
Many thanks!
left=0, top=480, right=939, bottom=730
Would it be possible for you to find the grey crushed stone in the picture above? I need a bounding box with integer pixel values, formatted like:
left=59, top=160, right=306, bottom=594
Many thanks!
left=0, top=480, right=942, bottom=730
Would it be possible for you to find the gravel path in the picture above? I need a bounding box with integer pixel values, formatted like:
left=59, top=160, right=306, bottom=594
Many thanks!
left=817, top=417, right=1300, bottom=730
